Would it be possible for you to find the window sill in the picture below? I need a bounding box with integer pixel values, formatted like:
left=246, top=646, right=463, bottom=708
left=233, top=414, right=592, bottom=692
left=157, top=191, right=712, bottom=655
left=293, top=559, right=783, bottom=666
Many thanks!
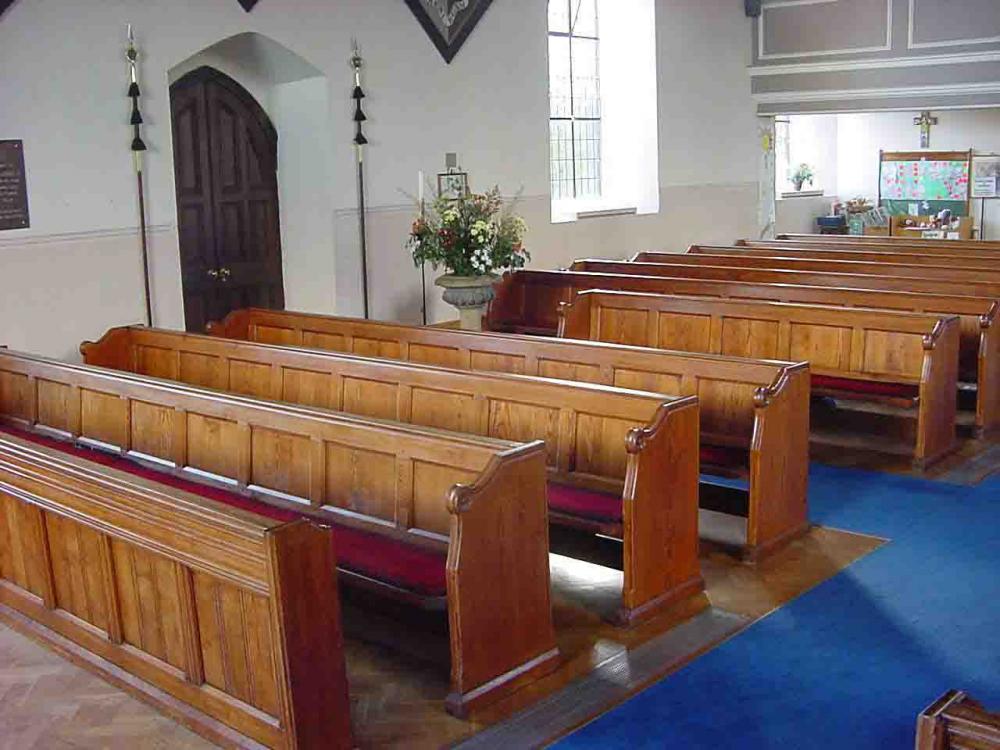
left=779, top=190, right=825, bottom=199
left=551, top=203, right=641, bottom=224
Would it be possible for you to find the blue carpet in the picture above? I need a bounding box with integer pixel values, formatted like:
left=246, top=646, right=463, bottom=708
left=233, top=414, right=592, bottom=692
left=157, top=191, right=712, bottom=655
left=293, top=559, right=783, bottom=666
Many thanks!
left=556, top=464, right=1000, bottom=749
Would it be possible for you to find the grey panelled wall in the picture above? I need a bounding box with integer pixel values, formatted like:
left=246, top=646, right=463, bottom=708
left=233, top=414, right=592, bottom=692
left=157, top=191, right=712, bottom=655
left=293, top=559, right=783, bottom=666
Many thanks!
left=751, top=0, right=1000, bottom=115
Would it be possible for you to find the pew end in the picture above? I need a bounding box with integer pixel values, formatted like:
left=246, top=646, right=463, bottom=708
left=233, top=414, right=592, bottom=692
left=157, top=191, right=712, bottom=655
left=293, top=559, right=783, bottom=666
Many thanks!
left=916, top=690, right=1000, bottom=750
left=976, top=302, right=1000, bottom=438
left=444, top=440, right=560, bottom=716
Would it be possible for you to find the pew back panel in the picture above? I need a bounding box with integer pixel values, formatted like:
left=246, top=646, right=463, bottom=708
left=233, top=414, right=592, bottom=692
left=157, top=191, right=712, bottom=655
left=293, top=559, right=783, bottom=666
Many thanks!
left=0, top=431, right=351, bottom=749
left=0, top=348, right=558, bottom=715
left=486, top=269, right=1000, bottom=436
left=204, top=309, right=811, bottom=560
left=558, top=290, right=960, bottom=465
left=707, top=244, right=1000, bottom=267
left=775, top=233, right=1000, bottom=252
left=82, top=325, right=705, bottom=623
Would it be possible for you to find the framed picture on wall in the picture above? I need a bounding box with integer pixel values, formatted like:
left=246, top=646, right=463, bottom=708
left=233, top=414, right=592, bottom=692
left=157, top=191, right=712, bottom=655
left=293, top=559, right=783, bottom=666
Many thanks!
left=437, top=171, right=469, bottom=201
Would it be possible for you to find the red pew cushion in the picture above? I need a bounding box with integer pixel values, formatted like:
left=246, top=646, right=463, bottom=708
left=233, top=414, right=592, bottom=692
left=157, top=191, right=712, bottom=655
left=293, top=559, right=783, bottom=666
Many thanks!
left=547, top=481, right=622, bottom=523
left=812, top=375, right=918, bottom=400
left=0, top=426, right=447, bottom=597
left=700, top=444, right=748, bottom=469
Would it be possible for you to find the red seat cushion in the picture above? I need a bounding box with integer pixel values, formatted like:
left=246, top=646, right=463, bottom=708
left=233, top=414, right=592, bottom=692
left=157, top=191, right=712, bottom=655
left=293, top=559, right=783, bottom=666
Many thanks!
left=700, top=444, right=748, bottom=468
left=0, top=426, right=447, bottom=597
left=547, top=481, right=622, bottom=523
left=812, top=375, right=918, bottom=400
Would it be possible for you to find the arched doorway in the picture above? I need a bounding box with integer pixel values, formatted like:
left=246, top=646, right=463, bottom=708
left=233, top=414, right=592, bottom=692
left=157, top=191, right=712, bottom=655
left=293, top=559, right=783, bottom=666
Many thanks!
left=170, top=66, right=285, bottom=332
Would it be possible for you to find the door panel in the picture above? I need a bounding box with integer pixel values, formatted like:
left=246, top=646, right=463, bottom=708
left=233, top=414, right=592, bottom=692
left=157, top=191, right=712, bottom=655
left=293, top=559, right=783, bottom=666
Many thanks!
left=170, top=67, right=284, bottom=332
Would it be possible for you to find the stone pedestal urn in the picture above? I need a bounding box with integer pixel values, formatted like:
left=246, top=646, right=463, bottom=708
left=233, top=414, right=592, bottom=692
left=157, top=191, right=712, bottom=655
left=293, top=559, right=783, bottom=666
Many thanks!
left=435, top=273, right=498, bottom=331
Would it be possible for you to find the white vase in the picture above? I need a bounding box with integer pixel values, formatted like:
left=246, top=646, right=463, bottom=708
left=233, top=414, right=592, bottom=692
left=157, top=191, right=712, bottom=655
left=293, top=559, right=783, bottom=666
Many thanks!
left=435, top=273, right=498, bottom=331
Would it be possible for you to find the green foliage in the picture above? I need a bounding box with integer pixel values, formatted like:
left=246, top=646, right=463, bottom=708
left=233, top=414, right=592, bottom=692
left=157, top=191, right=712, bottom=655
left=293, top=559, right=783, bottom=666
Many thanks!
left=408, top=187, right=530, bottom=276
left=790, top=163, right=815, bottom=188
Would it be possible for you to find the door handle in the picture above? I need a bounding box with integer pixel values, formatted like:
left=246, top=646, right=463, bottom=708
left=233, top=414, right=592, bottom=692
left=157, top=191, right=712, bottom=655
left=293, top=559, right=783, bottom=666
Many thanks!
left=218, top=267, right=231, bottom=282
left=206, top=268, right=219, bottom=279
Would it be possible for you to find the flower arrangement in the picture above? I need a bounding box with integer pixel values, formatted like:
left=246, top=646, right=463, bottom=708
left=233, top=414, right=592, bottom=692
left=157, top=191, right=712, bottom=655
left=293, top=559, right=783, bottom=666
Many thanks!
left=791, top=163, right=815, bottom=191
left=408, top=187, right=530, bottom=277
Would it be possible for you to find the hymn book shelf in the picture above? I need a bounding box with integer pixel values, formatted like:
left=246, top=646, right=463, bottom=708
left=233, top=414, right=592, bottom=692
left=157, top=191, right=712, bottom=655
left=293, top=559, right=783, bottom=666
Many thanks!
left=0, top=348, right=561, bottom=721
left=204, top=308, right=812, bottom=562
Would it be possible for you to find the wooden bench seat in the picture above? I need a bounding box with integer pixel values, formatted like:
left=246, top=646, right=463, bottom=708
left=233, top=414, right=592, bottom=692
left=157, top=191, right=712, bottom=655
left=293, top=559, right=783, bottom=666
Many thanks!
left=204, top=308, right=811, bottom=562
left=0, top=426, right=351, bottom=749
left=917, top=690, right=1000, bottom=750
left=715, top=243, right=1000, bottom=267
left=558, top=290, right=961, bottom=467
left=633, top=247, right=1000, bottom=280
left=82, top=324, right=704, bottom=625
left=0, top=348, right=558, bottom=717
left=569, top=259, right=1000, bottom=299
left=485, top=269, right=999, bottom=436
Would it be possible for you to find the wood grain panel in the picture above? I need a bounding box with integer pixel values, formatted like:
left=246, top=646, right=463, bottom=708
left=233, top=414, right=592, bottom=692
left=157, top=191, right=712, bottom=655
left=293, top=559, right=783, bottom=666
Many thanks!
left=281, top=367, right=340, bottom=410
left=179, top=352, right=227, bottom=391
left=574, top=414, right=633, bottom=479
left=487, top=400, right=560, bottom=465
left=537, top=358, right=603, bottom=384
left=301, top=330, right=348, bottom=352
left=36, top=379, right=73, bottom=433
left=136, top=345, right=179, bottom=381
left=696, top=379, right=757, bottom=440
left=251, top=428, right=311, bottom=499
left=597, top=307, right=647, bottom=346
left=468, top=350, right=526, bottom=374
left=112, top=540, right=187, bottom=671
left=187, top=414, right=241, bottom=479
left=342, top=377, right=398, bottom=420
left=407, top=343, right=464, bottom=368
left=0, top=492, right=49, bottom=598
left=412, top=461, right=476, bottom=536
left=228, top=359, right=272, bottom=399
left=612, top=368, right=684, bottom=396
left=862, top=330, right=924, bottom=377
left=410, top=387, right=481, bottom=434
left=253, top=324, right=298, bottom=345
left=80, top=389, right=128, bottom=448
left=129, top=400, right=176, bottom=462
left=789, top=323, right=850, bottom=370
left=324, top=443, right=397, bottom=521
left=656, top=312, right=712, bottom=352
left=0, top=370, right=32, bottom=421
left=45, top=512, right=110, bottom=633
left=351, top=337, right=402, bottom=360
left=720, top=318, right=779, bottom=359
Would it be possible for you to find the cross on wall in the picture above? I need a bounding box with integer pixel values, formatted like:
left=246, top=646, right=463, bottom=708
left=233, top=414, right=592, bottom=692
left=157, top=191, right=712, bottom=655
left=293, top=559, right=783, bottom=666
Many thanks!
left=914, top=111, right=938, bottom=149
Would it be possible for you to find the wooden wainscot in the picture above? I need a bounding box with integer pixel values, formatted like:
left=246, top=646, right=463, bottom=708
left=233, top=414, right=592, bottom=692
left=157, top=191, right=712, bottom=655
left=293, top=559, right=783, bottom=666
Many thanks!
left=0, top=348, right=559, bottom=717
left=201, top=308, right=810, bottom=562
left=0, top=430, right=351, bottom=749
left=485, top=270, right=1000, bottom=438
left=916, top=690, right=1000, bottom=750
left=559, top=290, right=960, bottom=468
left=82, top=325, right=705, bottom=625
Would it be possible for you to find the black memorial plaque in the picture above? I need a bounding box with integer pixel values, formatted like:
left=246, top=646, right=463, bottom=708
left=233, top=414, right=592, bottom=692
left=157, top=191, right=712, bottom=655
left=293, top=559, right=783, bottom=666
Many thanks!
left=0, top=140, right=29, bottom=231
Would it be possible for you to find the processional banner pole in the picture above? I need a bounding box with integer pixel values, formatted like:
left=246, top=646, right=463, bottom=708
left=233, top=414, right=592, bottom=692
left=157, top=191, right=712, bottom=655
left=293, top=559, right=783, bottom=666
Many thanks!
left=126, top=25, right=153, bottom=327
left=350, top=42, right=371, bottom=319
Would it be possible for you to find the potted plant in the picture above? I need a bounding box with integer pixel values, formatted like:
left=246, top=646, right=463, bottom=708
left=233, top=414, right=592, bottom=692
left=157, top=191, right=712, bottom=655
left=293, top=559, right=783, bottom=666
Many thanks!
left=790, top=163, right=815, bottom=192
left=408, top=187, right=529, bottom=330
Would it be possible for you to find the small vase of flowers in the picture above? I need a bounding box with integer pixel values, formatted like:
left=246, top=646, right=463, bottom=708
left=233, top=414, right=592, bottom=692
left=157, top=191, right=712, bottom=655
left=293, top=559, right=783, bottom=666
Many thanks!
left=408, top=187, right=529, bottom=330
left=791, top=163, right=815, bottom=192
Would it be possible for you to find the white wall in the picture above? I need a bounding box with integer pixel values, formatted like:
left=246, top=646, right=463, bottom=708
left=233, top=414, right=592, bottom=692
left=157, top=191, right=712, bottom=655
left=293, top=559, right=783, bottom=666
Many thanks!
left=0, top=0, right=759, bottom=357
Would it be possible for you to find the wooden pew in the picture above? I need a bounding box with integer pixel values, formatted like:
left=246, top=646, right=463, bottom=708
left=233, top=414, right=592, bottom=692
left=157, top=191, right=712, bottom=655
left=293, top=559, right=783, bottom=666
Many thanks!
left=764, top=235, right=1000, bottom=255
left=204, top=309, right=811, bottom=562
left=632, top=247, right=1000, bottom=281
left=916, top=690, right=1000, bottom=750
left=568, top=259, right=1000, bottom=299
left=0, top=348, right=558, bottom=717
left=684, top=242, right=1000, bottom=271
left=0, top=429, right=351, bottom=748
left=486, top=270, right=999, bottom=436
left=558, top=290, right=960, bottom=467
left=82, top=325, right=704, bottom=625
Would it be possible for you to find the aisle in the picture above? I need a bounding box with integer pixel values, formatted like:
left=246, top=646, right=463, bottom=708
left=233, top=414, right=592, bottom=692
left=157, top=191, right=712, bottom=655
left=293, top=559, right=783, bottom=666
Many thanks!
left=555, top=464, right=1000, bottom=749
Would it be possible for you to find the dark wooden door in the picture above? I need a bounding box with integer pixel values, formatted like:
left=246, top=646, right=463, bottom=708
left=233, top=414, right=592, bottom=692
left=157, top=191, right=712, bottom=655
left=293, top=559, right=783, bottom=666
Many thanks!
left=170, top=67, right=284, bottom=332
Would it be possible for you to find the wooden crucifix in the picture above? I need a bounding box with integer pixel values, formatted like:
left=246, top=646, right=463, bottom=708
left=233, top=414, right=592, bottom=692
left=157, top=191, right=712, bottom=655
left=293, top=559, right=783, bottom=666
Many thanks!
left=914, top=111, right=938, bottom=149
